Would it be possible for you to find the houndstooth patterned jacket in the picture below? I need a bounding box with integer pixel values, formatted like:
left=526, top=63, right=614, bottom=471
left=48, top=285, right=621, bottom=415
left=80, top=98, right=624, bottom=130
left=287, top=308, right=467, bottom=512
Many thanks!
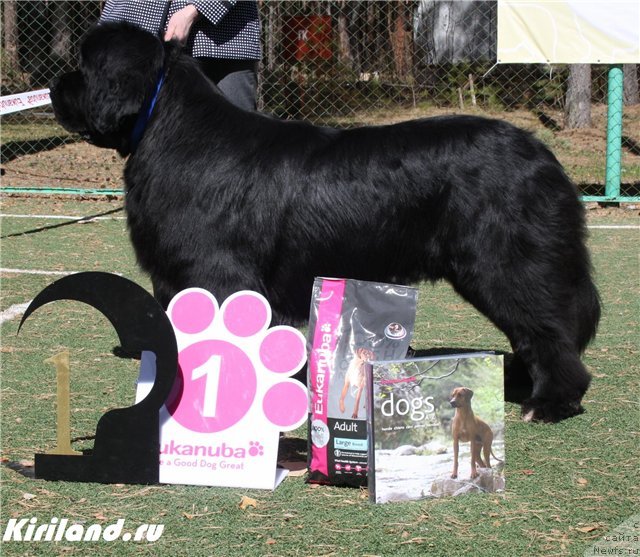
left=100, top=0, right=261, bottom=60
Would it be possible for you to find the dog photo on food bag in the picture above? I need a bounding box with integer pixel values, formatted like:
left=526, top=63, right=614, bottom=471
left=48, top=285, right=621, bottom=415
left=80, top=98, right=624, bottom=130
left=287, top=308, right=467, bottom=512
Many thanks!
left=49, top=22, right=600, bottom=423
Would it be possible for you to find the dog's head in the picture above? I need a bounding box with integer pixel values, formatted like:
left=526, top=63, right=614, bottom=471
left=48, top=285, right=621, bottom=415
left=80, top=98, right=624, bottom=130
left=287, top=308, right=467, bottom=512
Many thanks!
left=354, top=348, right=375, bottom=362
left=450, top=387, right=473, bottom=408
left=50, top=22, right=165, bottom=155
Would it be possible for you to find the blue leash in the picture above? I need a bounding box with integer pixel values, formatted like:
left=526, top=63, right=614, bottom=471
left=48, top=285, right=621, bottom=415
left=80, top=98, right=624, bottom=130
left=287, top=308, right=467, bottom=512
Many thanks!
left=130, top=70, right=166, bottom=153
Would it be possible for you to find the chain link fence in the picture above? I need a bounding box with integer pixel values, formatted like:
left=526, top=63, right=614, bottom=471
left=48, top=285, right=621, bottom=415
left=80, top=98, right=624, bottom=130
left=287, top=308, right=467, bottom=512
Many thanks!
left=2, top=1, right=639, bottom=197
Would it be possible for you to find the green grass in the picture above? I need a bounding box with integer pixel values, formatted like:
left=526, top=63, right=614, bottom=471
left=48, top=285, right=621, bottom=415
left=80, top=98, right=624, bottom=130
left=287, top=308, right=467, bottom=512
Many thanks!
left=1, top=196, right=638, bottom=556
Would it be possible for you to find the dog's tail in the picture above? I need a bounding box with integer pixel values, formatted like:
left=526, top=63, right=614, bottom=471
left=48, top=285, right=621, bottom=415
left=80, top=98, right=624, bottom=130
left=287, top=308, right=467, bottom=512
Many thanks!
left=573, top=275, right=601, bottom=353
left=490, top=449, right=504, bottom=463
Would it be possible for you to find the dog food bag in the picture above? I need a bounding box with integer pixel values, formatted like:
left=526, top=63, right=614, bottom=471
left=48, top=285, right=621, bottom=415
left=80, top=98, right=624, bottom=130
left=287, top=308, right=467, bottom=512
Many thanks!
left=307, top=277, right=418, bottom=487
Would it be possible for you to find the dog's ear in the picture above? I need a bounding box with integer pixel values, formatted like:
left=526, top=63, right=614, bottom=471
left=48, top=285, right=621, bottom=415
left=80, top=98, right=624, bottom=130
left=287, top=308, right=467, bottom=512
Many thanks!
left=464, top=388, right=474, bottom=399
left=79, top=23, right=164, bottom=137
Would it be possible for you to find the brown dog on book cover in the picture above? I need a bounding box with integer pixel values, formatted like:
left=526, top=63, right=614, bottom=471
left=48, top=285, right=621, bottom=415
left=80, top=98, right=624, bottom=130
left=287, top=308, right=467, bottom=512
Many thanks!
left=449, top=387, right=503, bottom=480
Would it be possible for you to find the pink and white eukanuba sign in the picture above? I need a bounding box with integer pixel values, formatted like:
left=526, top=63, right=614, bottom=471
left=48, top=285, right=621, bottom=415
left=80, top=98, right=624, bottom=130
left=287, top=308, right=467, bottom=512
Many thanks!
left=135, top=288, right=309, bottom=489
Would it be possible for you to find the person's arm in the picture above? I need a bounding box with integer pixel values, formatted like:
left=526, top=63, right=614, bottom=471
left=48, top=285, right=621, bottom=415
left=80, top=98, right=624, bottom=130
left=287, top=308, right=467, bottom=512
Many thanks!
left=187, top=1, right=239, bottom=26
left=164, top=4, right=199, bottom=44
left=164, top=1, right=240, bottom=43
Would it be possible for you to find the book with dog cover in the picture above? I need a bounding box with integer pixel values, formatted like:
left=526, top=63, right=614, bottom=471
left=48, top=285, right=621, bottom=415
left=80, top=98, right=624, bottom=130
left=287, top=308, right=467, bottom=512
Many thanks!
left=367, top=353, right=505, bottom=503
left=307, top=278, right=418, bottom=487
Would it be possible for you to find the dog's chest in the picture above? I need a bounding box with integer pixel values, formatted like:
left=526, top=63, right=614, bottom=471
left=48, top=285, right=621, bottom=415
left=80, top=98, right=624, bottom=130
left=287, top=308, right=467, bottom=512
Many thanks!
left=456, top=415, right=478, bottom=442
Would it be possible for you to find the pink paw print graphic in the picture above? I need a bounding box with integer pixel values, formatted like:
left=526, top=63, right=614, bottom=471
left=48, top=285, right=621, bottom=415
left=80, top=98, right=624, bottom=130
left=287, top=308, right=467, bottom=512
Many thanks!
left=248, top=441, right=264, bottom=457
left=165, top=289, right=308, bottom=434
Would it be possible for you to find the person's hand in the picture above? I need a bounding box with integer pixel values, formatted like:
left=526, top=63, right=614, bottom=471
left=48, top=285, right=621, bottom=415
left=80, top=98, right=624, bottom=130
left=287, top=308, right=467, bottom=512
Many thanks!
left=164, top=4, right=199, bottom=44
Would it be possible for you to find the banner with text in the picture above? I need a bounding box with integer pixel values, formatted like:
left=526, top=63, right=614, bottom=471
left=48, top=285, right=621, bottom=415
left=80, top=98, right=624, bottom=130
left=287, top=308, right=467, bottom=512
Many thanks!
left=1, top=89, right=51, bottom=116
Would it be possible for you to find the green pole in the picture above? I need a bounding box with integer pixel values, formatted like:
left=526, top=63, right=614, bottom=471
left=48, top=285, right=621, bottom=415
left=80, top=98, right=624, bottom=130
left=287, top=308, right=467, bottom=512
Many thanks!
left=605, top=65, right=623, bottom=201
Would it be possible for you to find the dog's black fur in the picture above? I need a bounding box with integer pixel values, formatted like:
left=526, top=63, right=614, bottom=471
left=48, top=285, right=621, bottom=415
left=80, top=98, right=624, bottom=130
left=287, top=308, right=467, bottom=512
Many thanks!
left=50, top=23, right=600, bottom=423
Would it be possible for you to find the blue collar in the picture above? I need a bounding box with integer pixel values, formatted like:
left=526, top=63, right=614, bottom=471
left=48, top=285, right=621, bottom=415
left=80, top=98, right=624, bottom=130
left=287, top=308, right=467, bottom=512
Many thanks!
left=130, top=71, right=165, bottom=154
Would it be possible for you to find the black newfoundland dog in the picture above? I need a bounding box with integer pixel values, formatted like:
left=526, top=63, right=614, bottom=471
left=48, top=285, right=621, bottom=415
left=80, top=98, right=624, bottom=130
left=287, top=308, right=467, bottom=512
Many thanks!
left=50, top=23, right=600, bottom=423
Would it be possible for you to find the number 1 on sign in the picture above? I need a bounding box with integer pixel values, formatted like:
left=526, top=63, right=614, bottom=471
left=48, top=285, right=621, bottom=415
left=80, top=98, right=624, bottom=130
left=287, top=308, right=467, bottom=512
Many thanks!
left=192, top=354, right=221, bottom=418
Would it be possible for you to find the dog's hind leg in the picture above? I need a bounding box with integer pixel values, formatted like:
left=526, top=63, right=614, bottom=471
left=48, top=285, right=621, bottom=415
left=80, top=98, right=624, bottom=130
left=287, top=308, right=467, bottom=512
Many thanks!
left=505, top=324, right=591, bottom=422
left=511, top=253, right=598, bottom=422
left=570, top=275, right=601, bottom=353
left=504, top=352, right=534, bottom=404
left=517, top=342, right=591, bottom=423
left=481, top=435, right=492, bottom=469
left=512, top=273, right=600, bottom=421
left=470, top=440, right=482, bottom=478
left=449, top=269, right=592, bottom=423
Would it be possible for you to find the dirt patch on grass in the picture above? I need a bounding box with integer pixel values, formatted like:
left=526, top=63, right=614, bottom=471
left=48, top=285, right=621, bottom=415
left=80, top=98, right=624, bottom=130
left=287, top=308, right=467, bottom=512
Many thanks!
left=3, top=141, right=125, bottom=190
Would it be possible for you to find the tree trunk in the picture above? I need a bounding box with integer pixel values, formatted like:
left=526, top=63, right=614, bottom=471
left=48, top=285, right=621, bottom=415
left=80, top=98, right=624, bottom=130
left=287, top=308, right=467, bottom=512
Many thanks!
left=623, top=64, right=639, bottom=106
left=2, top=0, right=20, bottom=76
left=336, top=0, right=353, bottom=70
left=564, top=64, right=592, bottom=129
left=51, top=1, right=72, bottom=63
left=387, top=1, right=414, bottom=82
left=265, top=0, right=280, bottom=72
left=365, top=1, right=379, bottom=73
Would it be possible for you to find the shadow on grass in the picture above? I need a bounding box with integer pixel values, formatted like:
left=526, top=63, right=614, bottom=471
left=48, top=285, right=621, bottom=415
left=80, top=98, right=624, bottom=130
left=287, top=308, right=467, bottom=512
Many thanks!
left=1, top=135, right=77, bottom=164
left=1, top=206, right=125, bottom=240
left=533, top=109, right=563, bottom=132
left=534, top=109, right=640, bottom=157
left=621, top=135, right=640, bottom=156
left=2, top=460, right=35, bottom=479
left=278, top=437, right=307, bottom=466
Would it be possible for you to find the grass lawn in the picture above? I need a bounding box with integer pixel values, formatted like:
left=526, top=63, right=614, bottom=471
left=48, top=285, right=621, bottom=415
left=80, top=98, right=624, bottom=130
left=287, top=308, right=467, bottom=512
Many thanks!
left=0, top=195, right=638, bottom=556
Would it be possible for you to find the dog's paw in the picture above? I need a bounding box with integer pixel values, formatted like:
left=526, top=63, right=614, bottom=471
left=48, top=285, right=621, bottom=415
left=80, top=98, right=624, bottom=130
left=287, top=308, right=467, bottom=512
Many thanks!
left=521, top=397, right=585, bottom=423
left=166, top=289, right=308, bottom=433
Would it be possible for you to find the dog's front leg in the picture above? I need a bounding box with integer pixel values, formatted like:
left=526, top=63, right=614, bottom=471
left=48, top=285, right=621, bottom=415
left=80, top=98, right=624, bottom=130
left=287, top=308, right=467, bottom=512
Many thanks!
left=451, top=436, right=459, bottom=479
left=339, top=380, right=350, bottom=414
left=482, top=438, right=492, bottom=469
left=352, top=386, right=364, bottom=419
